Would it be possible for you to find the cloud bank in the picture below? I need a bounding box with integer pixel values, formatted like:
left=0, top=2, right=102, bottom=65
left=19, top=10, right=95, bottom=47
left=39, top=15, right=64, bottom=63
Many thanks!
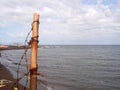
left=0, top=0, right=120, bottom=45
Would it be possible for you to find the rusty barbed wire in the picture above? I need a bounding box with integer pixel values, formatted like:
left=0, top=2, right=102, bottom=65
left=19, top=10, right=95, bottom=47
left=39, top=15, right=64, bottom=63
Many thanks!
left=1, top=20, right=53, bottom=90
left=10, top=23, right=33, bottom=90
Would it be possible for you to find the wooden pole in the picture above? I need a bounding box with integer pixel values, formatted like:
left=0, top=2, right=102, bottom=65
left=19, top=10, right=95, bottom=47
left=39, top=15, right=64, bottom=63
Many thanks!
left=0, top=51, right=1, bottom=57
left=30, top=13, right=39, bottom=90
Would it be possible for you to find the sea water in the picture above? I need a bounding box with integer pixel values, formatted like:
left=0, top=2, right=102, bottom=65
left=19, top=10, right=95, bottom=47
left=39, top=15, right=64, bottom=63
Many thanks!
left=1, top=45, right=120, bottom=90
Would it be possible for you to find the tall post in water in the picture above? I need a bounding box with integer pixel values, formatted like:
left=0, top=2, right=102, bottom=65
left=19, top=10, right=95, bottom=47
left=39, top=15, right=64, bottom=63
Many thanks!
left=30, top=13, right=39, bottom=90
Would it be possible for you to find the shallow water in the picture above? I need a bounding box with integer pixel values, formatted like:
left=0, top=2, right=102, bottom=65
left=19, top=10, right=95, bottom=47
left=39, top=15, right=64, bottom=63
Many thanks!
left=0, top=45, right=120, bottom=90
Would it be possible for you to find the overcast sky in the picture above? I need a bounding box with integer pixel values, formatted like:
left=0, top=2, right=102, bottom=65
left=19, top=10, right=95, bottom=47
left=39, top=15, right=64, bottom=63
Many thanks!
left=0, top=0, right=120, bottom=45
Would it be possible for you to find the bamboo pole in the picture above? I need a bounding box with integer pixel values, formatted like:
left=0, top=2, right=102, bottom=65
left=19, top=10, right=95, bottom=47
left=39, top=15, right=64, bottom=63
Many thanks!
left=30, top=13, right=39, bottom=90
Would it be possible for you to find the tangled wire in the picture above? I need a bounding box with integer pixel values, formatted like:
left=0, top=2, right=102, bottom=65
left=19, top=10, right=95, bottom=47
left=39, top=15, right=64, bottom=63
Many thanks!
left=0, top=20, right=53, bottom=90
left=11, top=24, right=33, bottom=90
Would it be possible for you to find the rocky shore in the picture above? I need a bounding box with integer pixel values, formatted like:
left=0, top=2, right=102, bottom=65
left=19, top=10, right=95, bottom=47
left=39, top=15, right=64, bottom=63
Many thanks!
left=0, top=63, right=28, bottom=90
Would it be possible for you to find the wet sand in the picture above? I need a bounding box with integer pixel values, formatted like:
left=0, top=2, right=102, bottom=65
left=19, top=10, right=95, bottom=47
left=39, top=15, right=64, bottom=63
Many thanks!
left=0, top=63, right=29, bottom=90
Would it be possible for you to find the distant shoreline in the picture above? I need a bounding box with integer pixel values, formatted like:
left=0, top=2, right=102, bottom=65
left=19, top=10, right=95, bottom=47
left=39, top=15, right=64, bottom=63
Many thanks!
left=0, top=46, right=31, bottom=51
left=0, top=45, right=120, bottom=51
